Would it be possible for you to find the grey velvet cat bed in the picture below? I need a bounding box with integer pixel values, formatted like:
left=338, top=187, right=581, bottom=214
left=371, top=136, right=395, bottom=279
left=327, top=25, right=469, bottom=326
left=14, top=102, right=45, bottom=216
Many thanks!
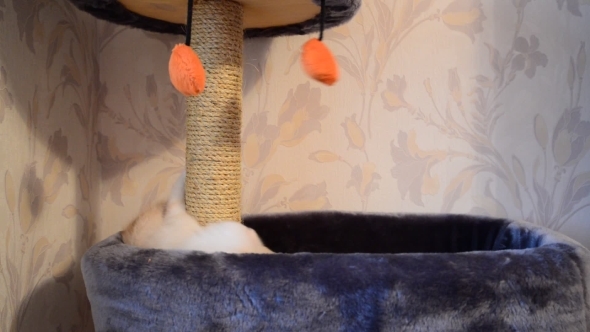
left=82, top=212, right=590, bottom=331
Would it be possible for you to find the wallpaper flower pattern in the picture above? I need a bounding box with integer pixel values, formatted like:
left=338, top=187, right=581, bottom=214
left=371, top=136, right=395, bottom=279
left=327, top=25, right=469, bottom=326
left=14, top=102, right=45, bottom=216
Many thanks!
left=0, top=0, right=589, bottom=330
left=0, top=0, right=98, bottom=330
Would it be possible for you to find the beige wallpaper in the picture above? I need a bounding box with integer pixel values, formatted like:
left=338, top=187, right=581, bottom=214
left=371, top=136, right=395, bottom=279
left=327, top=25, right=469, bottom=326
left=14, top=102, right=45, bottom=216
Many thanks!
left=0, top=0, right=98, bottom=330
left=1, top=0, right=590, bottom=330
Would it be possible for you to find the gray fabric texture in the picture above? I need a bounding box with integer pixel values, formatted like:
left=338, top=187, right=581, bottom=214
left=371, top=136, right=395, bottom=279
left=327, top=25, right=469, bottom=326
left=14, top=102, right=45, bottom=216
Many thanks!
left=66, top=0, right=361, bottom=38
left=82, top=212, right=590, bottom=332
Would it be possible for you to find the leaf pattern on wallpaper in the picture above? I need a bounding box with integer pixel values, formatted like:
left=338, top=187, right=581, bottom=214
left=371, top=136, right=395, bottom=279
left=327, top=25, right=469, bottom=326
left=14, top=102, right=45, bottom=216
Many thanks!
left=381, top=75, right=411, bottom=111
left=469, top=180, right=509, bottom=218
left=389, top=0, right=590, bottom=229
left=247, top=174, right=290, bottom=213
left=17, top=164, right=44, bottom=234
left=309, top=150, right=342, bottom=163
left=327, top=0, right=439, bottom=137
left=1, top=0, right=97, bottom=330
left=43, top=129, right=73, bottom=204
left=242, top=112, right=279, bottom=169
left=46, top=0, right=101, bottom=241
left=305, top=0, right=449, bottom=210
left=441, top=0, right=486, bottom=42
left=342, top=114, right=365, bottom=150
left=512, top=36, right=549, bottom=79
left=0, top=65, right=14, bottom=123
left=242, top=81, right=332, bottom=213
left=96, top=133, right=143, bottom=206
left=347, top=163, right=381, bottom=209
left=440, top=164, right=486, bottom=212
left=11, top=0, right=45, bottom=53
left=288, top=182, right=332, bottom=211
left=51, top=240, right=75, bottom=290
left=277, top=82, right=329, bottom=147
left=266, top=0, right=507, bottom=212
left=36, top=0, right=103, bottom=290
left=391, top=131, right=446, bottom=206
left=556, top=0, right=584, bottom=16
left=534, top=114, right=549, bottom=149
left=99, top=74, right=186, bottom=209
left=552, top=107, right=590, bottom=167
left=2, top=162, right=70, bottom=331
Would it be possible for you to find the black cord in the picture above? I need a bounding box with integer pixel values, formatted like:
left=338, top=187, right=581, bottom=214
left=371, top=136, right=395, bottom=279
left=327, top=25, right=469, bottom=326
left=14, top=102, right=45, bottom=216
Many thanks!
left=185, top=0, right=194, bottom=46
left=319, top=0, right=325, bottom=41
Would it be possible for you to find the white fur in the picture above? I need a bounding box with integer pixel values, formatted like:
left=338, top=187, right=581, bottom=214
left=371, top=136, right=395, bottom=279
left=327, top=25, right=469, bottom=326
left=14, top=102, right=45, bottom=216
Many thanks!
left=123, top=172, right=273, bottom=254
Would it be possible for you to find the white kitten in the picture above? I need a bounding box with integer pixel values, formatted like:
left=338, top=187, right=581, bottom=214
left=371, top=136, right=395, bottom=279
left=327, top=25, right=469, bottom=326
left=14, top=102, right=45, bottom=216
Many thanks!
left=122, top=172, right=273, bottom=254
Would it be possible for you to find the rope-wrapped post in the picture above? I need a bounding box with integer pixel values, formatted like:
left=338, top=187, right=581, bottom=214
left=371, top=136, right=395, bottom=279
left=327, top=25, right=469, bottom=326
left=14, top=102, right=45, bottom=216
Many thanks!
left=186, top=0, right=243, bottom=223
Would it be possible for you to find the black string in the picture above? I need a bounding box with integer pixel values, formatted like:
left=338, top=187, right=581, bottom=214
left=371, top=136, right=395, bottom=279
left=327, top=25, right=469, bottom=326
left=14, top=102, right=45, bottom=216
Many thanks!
left=319, top=0, right=325, bottom=41
left=185, top=0, right=194, bottom=46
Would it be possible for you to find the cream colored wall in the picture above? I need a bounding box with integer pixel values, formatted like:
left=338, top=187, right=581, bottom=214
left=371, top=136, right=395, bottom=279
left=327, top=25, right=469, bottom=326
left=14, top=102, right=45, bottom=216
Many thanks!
left=1, top=0, right=589, bottom=330
left=248, top=0, right=590, bottom=246
left=0, top=0, right=97, bottom=330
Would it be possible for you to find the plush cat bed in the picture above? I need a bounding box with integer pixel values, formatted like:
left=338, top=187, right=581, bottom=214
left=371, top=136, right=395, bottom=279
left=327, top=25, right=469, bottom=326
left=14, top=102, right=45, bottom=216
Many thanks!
left=82, top=212, right=590, bottom=331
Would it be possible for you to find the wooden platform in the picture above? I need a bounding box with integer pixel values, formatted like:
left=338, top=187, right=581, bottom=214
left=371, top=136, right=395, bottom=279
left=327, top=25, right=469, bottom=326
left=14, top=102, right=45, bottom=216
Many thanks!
left=118, top=0, right=321, bottom=28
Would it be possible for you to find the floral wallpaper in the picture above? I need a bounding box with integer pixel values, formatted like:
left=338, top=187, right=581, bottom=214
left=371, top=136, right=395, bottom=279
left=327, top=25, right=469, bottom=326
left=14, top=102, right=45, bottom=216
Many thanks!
left=0, top=0, right=589, bottom=330
left=0, top=0, right=98, bottom=330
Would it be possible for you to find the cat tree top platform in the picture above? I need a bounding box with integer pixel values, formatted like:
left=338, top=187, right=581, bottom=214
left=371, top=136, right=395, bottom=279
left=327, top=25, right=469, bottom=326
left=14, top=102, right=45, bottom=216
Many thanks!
left=68, top=0, right=360, bottom=38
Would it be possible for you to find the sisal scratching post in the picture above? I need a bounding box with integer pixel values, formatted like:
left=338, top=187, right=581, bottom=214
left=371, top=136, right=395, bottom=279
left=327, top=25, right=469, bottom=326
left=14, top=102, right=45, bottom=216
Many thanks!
left=186, top=0, right=243, bottom=224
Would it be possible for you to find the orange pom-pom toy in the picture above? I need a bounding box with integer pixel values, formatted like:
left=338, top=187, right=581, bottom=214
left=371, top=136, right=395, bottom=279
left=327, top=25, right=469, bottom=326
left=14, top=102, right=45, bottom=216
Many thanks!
left=300, top=0, right=339, bottom=86
left=169, top=44, right=206, bottom=96
left=301, top=39, right=339, bottom=86
left=168, top=0, right=205, bottom=97
left=169, top=0, right=339, bottom=93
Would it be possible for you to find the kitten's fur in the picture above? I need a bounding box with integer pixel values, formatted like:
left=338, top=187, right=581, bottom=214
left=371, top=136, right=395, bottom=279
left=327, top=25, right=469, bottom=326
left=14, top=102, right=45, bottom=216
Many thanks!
left=122, top=172, right=273, bottom=254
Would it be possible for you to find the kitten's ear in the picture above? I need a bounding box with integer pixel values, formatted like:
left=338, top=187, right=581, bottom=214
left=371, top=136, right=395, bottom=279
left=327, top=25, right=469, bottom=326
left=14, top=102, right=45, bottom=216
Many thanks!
left=164, top=171, right=188, bottom=219
left=168, top=171, right=186, bottom=210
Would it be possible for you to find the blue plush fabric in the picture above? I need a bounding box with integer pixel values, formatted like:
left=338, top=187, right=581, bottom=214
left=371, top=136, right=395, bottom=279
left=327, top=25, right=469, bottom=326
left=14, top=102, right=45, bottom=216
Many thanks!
left=82, top=212, right=590, bottom=332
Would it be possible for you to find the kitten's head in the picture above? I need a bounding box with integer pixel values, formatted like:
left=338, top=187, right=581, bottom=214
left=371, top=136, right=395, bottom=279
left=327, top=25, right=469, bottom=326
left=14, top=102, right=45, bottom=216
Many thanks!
left=123, top=172, right=274, bottom=254
left=121, top=202, right=167, bottom=247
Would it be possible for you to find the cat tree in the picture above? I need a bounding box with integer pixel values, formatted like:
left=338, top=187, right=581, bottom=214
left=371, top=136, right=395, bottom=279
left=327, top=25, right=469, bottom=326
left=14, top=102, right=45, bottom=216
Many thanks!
left=70, top=0, right=590, bottom=331
left=71, top=0, right=354, bottom=223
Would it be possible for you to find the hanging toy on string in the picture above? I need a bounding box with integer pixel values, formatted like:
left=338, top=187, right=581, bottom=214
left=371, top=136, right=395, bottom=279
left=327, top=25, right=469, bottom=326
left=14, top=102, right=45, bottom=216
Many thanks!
left=300, top=0, right=340, bottom=86
left=168, top=0, right=338, bottom=95
left=168, top=0, right=206, bottom=97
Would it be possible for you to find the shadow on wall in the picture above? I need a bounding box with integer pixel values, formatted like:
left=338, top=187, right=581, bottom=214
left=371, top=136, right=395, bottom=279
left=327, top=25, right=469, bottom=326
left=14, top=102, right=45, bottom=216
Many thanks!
left=10, top=275, right=93, bottom=332
left=0, top=0, right=98, bottom=330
